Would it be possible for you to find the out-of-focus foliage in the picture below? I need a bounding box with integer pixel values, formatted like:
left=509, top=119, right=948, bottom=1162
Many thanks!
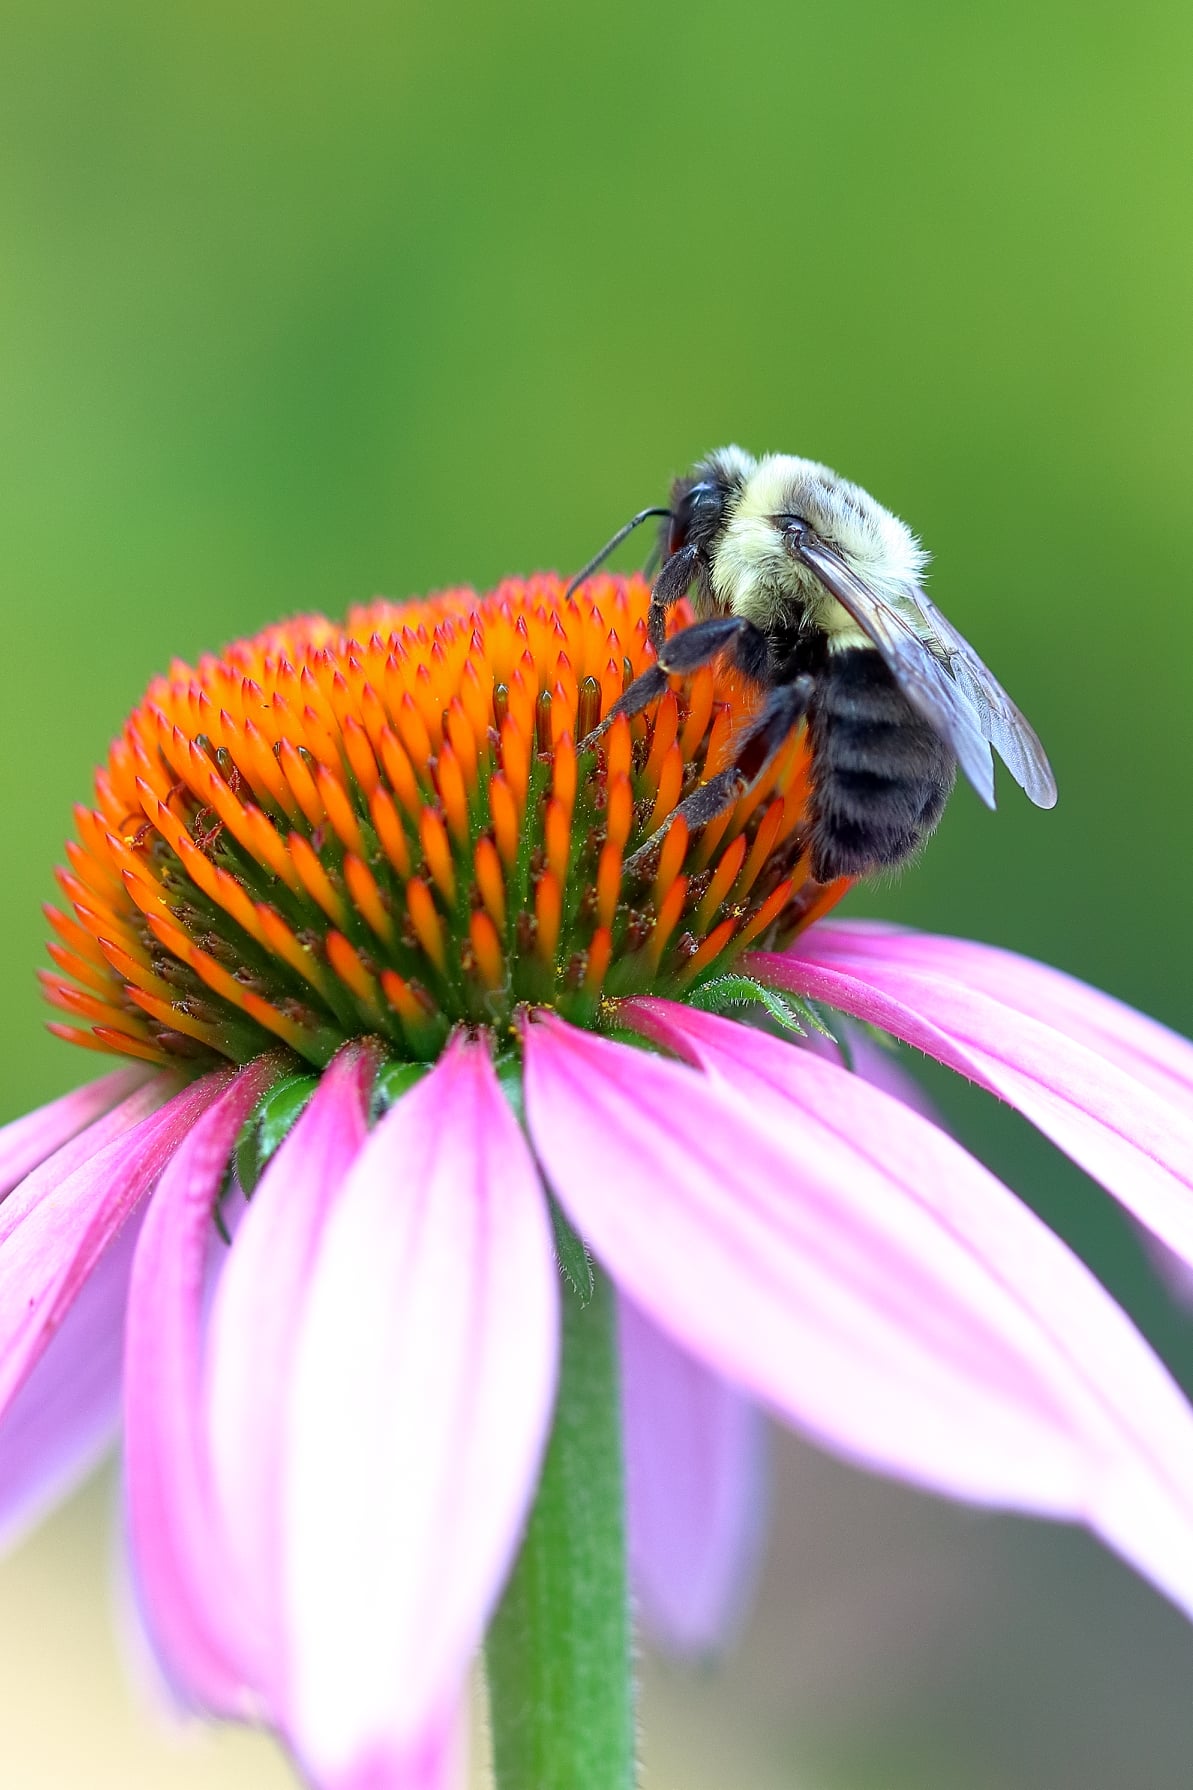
left=1, top=1, right=1191, bottom=1784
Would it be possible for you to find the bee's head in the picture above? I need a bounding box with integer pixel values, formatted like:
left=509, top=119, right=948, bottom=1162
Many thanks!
left=662, top=446, right=756, bottom=565
left=711, top=453, right=928, bottom=623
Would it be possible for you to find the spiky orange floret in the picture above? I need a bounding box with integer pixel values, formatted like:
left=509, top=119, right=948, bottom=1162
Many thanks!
left=42, top=575, right=848, bottom=1068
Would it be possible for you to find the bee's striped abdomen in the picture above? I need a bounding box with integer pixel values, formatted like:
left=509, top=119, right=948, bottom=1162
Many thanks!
left=807, top=647, right=956, bottom=881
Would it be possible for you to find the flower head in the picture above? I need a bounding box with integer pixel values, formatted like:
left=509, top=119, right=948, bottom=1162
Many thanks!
left=4, top=574, right=1193, bottom=1789
left=41, top=575, right=842, bottom=1072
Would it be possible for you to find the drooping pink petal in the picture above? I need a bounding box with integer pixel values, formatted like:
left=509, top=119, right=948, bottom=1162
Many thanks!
left=525, top=1010, right=1193, bottom=1623
left=123, top=1056, right=283, bottom=1716
left=0, top=1074, right=172, bottom=1249
left=0, top=1072, right=227, bottom=1419
left=0, top=1065, right=152, bottom=1199
left=791, top=920, right=1193, bottom=1102
left=620, top=1293, right=767, bottom=1658
left=204, top=1043, right=375, bottom=1702
left=749, top=922, right=1193, bottom=1269
left=283, top=1036, right=558, bottom=1785
left=0, top=1212, right=140, bottom=1553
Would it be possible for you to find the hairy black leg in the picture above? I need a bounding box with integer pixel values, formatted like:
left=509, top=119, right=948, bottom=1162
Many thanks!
left=656, top=615, right=754, bottom=674
left=646, top=543, right=701, bottom=653
left=587, top=663, right=669, bottom=736
left=623, top=674, right=814, bottom=876
left=734, top=676, right=814, bottom=780
left=581, top=615, right=771, bottom=749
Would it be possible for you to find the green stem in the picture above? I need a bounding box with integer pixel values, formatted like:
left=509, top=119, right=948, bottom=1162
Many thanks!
left=485, top=1265, right=636, bottom=1790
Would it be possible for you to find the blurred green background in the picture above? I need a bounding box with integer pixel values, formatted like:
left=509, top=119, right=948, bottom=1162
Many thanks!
left=1, top=0, right=1192, bottom=1784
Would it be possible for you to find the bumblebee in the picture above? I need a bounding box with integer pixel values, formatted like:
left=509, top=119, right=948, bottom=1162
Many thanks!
left=575, top=447, right=1057, bottom=881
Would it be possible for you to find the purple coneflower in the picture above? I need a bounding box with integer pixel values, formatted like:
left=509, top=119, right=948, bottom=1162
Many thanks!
left=3, top=574, right=1193, bottom=1788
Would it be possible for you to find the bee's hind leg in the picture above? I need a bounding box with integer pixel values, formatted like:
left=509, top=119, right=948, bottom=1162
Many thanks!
left=623, top=674, right=814, bottom=879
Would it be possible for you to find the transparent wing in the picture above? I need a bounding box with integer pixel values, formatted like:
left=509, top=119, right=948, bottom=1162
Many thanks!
left=798, top=539, right=1057, bottom=811
left=898, top=582, right=1058, bottom=808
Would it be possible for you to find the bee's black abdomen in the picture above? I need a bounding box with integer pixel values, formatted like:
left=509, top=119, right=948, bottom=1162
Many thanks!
left=807, top=647, right=956, bottom=881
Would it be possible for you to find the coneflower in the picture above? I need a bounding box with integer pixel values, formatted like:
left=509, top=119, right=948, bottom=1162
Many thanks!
left=3, top=573, right=1192, bottom=1789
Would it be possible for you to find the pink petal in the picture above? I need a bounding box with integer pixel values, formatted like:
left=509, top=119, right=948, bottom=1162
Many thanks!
left=0, top=1212, right=140, bottom=1553
left=525, top=1010, right=1193, bottom=1622
left=620, top=1293, right=766, bottom=1657
left=801, top=1020, right=939, bottom=1123
left=204, top=1044, right=375, bottom=1701
left=0, top=1065, right=152, bottom=1199
left=311, top=1712, right=465, bottom=1790
left=749, top=923, right=1193, bottom=1269
left=794, top=920, right=1193, bottom=1102
left=0, top=1074, right=172, bottom=1249
left=284, top=1037, right=558, bottom=1784
left=0, top=1073, right=227, bottom=1418
left=122, top=1056, right=282, bottom=1716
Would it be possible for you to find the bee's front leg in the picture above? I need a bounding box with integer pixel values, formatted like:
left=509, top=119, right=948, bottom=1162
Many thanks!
left=580, top=614, right=768, bottom=748
left=646, top=543, right=701, bottom=654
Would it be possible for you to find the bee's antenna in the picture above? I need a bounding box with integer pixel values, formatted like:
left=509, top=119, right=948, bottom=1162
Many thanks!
left=565, top=507, right=672, bottom=599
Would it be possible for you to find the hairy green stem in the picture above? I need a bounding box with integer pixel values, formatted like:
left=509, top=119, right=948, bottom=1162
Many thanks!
left=485, top=1265, right=636, bottom=1789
